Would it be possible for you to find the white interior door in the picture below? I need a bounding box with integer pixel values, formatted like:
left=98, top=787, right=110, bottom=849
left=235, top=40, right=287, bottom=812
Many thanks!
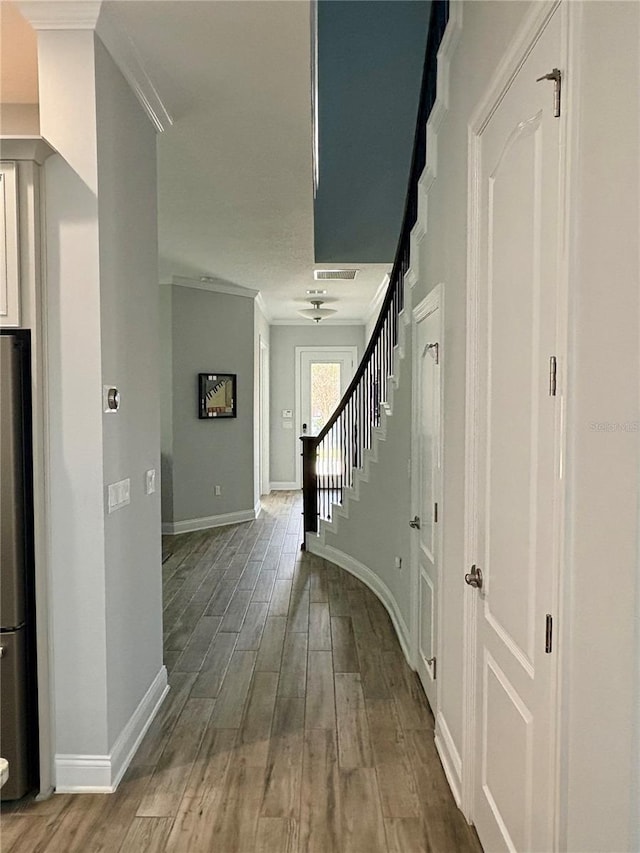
left=295, top=347, right=357, bottom=487
left=412, top=290, right=442, bottom=713
left=469, top=10, right=562, bottom=852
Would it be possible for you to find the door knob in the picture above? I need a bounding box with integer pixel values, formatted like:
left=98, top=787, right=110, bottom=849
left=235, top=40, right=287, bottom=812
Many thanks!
left=409, top=516, right=421, bottom=529
left=464, top=564, right=483, bottom=589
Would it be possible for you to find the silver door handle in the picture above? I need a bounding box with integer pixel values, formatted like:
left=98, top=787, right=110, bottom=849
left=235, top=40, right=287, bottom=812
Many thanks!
left=409, top=516, right=421, bottom=529
left=0, top=646, right=5, bottom=658
left=464, top=564, right=483, bottom=589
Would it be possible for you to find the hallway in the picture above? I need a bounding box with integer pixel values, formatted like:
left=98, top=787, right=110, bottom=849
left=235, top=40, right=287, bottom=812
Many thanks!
left=0, top=492, right=480, bottom=852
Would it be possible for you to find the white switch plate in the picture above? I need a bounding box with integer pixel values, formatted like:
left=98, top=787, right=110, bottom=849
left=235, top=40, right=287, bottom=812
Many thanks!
left=145, top=469, right=156, bottom=495
left=282, top=421, right=293, bottom=430
left=214, top=485, right=221, bottom=496
left=282, top=409, right=293, bottom=419
left=394, top=556, right=402, bottom=570
left=108, top=478, right=131, bottom=513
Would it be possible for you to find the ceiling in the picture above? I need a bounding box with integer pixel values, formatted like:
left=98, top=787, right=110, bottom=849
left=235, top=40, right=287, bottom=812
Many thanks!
left=107, top=0, right=390, bottom=323
left=4, top=0, right=427, bottom=323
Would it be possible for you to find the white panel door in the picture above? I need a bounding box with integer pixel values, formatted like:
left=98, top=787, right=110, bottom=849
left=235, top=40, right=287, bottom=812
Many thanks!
left=471, top=11, right=562, bottom=852
left=413, top=292, right=442, bottom=712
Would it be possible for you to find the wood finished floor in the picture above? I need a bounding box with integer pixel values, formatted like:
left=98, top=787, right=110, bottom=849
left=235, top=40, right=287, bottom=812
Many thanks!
left=0, top=492, right=482, bottom=853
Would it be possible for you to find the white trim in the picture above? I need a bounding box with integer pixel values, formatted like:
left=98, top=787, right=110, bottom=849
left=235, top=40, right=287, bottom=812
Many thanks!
left=162, top=506, right=259, bottom=535
left=255, top=292, right=272, bottom=323
left=172, top=276, right=258, bottom=300
left=411, top=284, right=445, bottom=704
left=17, top=0, right=102, bottom=30
left=96, top=7, right=173, bottom=134
left=55, top=666, right=168, bottom=793
left=435, top=711, right=463, bottom=807
left=269, top=481, right=299, bottom=492
left=306, top=536, right=413, bottom=667
left=0, top=139, right=54, bottom=164
left=270, top=318, right=366, bottom=327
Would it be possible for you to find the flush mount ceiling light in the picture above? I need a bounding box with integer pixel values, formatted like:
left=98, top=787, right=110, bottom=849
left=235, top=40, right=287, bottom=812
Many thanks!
left=314, top=269, right=358, bottom=281
left=297, top=299, right=337, bottom=323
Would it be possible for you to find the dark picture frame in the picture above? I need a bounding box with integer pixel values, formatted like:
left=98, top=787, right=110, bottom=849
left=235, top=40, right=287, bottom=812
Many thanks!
left=198, top=373, right=237, bottom=419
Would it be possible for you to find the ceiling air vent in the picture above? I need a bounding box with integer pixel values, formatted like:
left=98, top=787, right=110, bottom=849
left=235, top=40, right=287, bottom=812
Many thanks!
left=314, top=269, right=359, bottom=281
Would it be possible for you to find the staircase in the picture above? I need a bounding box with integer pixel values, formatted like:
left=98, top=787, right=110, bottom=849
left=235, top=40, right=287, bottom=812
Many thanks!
left=301, top=0, right=449, bottom=556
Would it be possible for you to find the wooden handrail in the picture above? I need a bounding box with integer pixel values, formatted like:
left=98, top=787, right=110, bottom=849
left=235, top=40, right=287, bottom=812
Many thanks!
left=301, top=1, right=450, bottom=539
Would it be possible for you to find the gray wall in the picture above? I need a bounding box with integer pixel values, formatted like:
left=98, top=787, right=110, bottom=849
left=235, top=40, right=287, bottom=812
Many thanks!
left=95, top=38, right=164, bottom=746
left=159, top=284, right=173, bottom=521
left=269, top=324, right=365, bottom=485
left=41, top=28, right=163, bottom=761
left=171, top=286, right=255, bottom=522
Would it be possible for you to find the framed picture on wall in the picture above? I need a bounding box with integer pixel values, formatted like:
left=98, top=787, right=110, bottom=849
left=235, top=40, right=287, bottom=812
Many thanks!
left=198, top=373, right=236, bottom=419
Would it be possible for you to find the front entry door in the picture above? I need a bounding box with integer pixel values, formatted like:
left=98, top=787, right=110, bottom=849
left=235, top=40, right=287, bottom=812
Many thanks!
left=469, top=9, right=562, bottom=852
left=413, top=290, right=442, bottom=713
left=295, top=347, right=357, bottom=487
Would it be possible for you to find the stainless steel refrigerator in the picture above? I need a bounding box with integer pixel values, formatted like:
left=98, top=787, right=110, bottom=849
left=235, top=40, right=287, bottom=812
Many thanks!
left=1, top=333, right=37, bottom=800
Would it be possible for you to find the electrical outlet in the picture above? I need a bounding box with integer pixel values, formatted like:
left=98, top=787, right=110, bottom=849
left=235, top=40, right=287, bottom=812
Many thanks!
left=395, top=556, right=402, bottom=570
left=215, top=485, right=221, bottom=496
left=108, top=478, right=131, bottom=513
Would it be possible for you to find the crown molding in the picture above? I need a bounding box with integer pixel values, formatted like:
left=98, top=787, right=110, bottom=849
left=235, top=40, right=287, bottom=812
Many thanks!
left=17, top=1, right=102, bottom=30
left=255, top=292, right=273, bottom=322
left=96, top=7, right=173, bottom=134
left=172, top=276, right=259, bottom=300
left=0, top=137, right=55, bottom=164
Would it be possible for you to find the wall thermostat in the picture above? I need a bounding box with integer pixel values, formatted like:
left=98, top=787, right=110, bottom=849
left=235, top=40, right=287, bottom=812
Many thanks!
left=103, top=385, right=121, bottom=413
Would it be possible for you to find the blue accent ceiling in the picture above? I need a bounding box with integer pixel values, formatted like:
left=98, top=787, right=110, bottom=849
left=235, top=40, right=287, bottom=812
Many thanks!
left=314, top=0, right=430, bottom=264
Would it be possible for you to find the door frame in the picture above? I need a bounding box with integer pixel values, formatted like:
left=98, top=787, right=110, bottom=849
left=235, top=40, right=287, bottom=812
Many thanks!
left=294, top=345, right=358, bottom=488
left=258, top=335, right=270, bottom=496
left=461, top=0, right=573, bottom=841
left=410, top=284, right=444, bottom=713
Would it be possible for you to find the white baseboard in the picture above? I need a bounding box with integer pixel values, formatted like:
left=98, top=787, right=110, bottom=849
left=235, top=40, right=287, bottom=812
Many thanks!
left=306, top=536, right=413, bottom=666
left=55, top=666, right=168, bottom=793
left=435, top=710, right=463, bottom=807
left=162, top=505, right=259, bottom=535
left=269, top=481, right=299, bottom=491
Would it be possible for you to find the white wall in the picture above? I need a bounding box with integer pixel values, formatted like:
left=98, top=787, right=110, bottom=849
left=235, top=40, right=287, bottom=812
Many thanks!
left=325, top=2, right=640, bottom=849
left=269, top=323, right=365, bottom=486
left=169, top=285, right=256, bottom=525
left=561, top=4, right=639, bottom=849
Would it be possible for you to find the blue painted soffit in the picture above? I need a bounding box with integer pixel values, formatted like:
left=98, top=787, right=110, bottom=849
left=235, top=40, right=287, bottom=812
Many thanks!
left=314, top=0, right=430, bottom=264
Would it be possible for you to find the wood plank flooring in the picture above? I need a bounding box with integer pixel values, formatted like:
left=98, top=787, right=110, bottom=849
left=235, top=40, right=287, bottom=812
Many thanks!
left=0, top=492, right=482, bottom=853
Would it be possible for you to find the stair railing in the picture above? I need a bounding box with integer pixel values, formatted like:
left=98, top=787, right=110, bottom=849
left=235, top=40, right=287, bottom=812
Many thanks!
left=301, top=0, right=449, bottom=540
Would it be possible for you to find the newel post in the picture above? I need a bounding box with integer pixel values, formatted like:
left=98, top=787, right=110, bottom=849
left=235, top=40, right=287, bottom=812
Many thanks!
left=300, top=435, right=318, bottom=546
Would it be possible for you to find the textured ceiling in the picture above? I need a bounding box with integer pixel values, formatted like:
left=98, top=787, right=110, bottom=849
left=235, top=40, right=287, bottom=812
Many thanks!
left=108, top=0, right=390, bottom=323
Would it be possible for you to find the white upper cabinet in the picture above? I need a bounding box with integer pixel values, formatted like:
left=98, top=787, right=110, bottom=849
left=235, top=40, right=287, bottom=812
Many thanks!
left=0, top=162, right=20, bottom=327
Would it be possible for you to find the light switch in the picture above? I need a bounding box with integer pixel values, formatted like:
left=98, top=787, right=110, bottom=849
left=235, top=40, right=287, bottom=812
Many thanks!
left=282, top=409, right=293, bottom=419
left=145, top=469, right=156, bottom=495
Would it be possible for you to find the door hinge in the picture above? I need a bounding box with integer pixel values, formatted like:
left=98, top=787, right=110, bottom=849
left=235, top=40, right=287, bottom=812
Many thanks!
left=425, top=342, right=439, bottom=364
left=434, top=502, right=438, bottom=523
left=545, top=614, right=553, bottom=653
left=536, top=67, right=561, bottom=117
left=549, top=356, right=557, bottom=396
left=427, top=656, right=437, bottom=679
